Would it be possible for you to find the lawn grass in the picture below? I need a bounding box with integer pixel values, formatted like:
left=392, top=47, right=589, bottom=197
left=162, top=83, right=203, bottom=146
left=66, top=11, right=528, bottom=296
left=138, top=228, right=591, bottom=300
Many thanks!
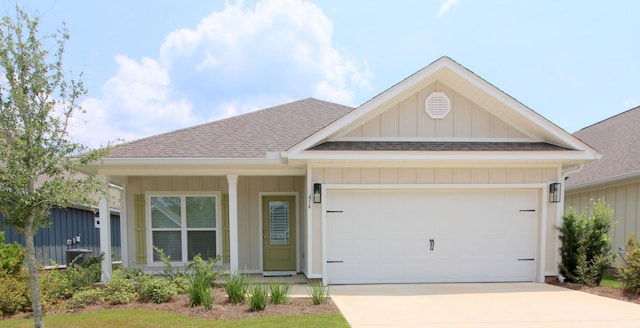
left=0, top=309, right=349, bottom=328
left=600, top=274, right=622, bottom=288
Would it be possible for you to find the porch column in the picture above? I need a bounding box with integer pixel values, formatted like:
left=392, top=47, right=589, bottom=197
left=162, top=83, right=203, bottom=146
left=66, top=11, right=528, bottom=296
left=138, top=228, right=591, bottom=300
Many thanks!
left=227, top=174, right=239, bottom=273
left=98, top=175, right=112, bottom=282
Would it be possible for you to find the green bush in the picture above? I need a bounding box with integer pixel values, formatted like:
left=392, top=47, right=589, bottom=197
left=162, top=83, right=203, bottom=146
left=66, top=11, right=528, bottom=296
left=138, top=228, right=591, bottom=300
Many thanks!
left=558, top=198, right=613, bottom=285
left=0, top=231, right=25, bottom=274
left=186, top=255, right=220, bottom=309
left=103, top=270, right=137, bottom=305
left=65, top=253, right=104, bottom=292
left=248, top=284, right=268, bottom=311
left=139, top=276, right=178, bottom=304
left=307, top=281, right=328, bottom=305
left=618, top=234, right=640, bottom=293
left=269, top=281, right=292, bottom=304
left=67, top=288, right=105, bottom=309
left=0, top=269, right=31, bottom=315
left=40, top=267, right=72, bottom=308
left=224, top=272, right=249, bottom=304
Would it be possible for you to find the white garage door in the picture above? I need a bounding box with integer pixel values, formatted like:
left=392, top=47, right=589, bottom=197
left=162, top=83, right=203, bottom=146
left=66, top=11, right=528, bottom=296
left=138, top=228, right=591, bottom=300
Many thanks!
left=326, top=189, right=538, bottom=284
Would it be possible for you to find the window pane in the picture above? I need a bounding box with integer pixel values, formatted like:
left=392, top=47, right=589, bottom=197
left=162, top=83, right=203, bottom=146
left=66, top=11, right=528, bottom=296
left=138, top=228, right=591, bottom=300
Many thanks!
left=188, top=231, right=216, bottom=260
left=151, top=197, right=181, bottom=228
left=269, top=201, right=289, bottom=245
left=152, top=231, right=182, bottom=262
left=186, top=197, right=216, bottom=228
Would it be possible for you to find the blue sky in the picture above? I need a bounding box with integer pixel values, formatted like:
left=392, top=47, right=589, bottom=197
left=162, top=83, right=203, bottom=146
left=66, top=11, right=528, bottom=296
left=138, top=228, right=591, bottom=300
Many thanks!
left=9, top=0, right=640, bottom=148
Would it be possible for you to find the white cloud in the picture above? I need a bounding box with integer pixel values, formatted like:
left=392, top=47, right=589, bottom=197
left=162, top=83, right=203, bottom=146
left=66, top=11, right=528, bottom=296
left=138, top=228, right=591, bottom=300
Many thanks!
left=71, top=55, right=194, bottom=148
left=70, top=0, right=371, bottom=148
left=438, top=0, right=460, bottom=17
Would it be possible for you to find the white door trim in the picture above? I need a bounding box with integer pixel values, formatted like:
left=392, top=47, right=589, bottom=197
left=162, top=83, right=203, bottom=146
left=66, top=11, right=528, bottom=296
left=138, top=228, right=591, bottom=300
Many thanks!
left=321, top=183, right=547, bottom=286
left=259, top=192, right=300, bottom=274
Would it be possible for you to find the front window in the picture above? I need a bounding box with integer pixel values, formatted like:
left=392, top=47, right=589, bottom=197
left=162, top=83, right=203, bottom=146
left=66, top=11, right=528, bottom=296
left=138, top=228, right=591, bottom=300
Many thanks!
left=149, top=194, right=219, bottom=263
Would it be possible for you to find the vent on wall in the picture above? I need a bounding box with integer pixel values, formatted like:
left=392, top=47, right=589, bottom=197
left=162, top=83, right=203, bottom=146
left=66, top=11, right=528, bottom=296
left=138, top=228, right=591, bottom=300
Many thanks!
left=425, top=92, right=450, bottom=119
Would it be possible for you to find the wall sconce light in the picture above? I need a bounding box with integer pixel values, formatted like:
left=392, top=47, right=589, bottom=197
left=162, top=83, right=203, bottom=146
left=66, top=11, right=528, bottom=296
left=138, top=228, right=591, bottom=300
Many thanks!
left=549, top=182, right=561, bottom=203
left=313, top=183, right=322, bottom=203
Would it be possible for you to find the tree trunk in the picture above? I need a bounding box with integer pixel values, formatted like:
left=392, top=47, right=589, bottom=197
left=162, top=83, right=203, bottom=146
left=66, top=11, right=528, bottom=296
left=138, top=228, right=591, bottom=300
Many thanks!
left=24, top=221, right=44, bottom=328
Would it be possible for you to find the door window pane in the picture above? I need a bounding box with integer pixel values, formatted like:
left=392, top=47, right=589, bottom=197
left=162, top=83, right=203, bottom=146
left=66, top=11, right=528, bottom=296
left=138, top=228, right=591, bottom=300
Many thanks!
left=188, top=231, right=216, bottom=260
left=269, top=201, right=289, bottom=245
left=186, top=197, right=216, bottom=228
left=151, top=197, right=181, bottom=228
left=152, top=231, right=182, bottom=261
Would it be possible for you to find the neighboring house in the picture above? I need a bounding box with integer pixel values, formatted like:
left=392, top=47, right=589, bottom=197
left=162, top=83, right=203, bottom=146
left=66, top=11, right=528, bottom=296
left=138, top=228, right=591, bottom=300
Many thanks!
left=0, top=207, right=121, bottom=266
left=85, top=57, right=599, bottom=285
left=565, top=106, right=640, bottom=251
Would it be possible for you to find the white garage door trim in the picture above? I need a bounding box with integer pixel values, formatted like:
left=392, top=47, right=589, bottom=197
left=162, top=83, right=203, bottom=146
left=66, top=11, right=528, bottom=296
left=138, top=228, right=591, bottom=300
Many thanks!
left=321, top=184, right=547, bottom=286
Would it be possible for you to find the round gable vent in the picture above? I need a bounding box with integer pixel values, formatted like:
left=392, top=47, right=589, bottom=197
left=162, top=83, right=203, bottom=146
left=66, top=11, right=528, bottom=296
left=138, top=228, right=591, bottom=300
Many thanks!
left=425, top=92, right=450, bottom=119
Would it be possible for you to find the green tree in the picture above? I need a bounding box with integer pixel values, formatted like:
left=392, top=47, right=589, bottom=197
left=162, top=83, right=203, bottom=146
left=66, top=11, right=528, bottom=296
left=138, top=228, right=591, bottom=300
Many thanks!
left=0, top=8, right=108, bottom=328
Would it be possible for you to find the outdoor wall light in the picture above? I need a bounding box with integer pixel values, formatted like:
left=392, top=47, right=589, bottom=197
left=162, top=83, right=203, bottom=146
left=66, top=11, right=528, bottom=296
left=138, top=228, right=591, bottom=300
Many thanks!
left=549, top=182, right=561, bottom=203
left=313, top=183, right=322, bottom=203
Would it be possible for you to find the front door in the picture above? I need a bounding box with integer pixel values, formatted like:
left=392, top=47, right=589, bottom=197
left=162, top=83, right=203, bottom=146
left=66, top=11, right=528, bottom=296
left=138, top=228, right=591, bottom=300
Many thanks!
left=262, top=195, right=296, bottom=272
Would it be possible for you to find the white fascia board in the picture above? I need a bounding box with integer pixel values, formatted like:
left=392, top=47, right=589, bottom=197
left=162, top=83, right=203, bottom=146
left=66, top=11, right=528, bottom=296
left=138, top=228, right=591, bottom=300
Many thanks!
left=94, top=157, right=285, bottom=166
left=91, top=157, right=305, bottom=176
left=288, top=150, right=600, bottom=162
left=444, top=61, right=598, bottom=154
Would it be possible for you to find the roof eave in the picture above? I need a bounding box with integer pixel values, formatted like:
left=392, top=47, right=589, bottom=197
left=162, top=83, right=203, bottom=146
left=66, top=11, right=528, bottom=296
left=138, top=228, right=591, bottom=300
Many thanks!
left=287, top=150, right=600, bottom=162
left=566, top=170, right=640, bottom=192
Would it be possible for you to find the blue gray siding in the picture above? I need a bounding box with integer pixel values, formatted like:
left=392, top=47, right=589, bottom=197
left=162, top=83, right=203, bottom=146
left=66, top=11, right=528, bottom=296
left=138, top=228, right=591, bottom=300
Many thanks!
left=0, top=207, right=121, bottom=266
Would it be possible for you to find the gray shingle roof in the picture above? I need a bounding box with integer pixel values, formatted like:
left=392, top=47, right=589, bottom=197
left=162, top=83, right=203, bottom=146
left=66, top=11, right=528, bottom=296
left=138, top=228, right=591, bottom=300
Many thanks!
left=567, top=106, right=640, bottom=187
left=309, top=141, right=570, bottom=152
left=106, top=98, right=353, bottom=159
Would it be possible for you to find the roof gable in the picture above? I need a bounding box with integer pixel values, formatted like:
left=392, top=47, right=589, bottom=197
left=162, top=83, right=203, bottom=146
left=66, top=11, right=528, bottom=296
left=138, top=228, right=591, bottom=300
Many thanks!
left=288, top=57, right=598, bottom=160
left=338, top=80, right=530, bottom=140
left=105, top=98, right=353, bottom=159
left=567, top=106, right=640, bottom=188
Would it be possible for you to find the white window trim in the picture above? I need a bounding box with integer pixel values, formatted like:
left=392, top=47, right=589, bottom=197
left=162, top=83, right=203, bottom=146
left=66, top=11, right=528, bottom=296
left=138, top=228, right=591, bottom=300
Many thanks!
left=145, top=191, right=222, bottom=266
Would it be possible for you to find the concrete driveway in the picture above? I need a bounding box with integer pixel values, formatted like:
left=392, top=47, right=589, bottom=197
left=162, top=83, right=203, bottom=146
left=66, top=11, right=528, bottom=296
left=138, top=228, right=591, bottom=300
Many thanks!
left=329, top=283, right=640, bottom=327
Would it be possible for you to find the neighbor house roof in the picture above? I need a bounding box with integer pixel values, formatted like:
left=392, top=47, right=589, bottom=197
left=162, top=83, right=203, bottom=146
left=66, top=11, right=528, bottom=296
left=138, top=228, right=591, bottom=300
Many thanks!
left=567, top=106, right=640, bottom=188
left=105, top=98, right=353, bottom=159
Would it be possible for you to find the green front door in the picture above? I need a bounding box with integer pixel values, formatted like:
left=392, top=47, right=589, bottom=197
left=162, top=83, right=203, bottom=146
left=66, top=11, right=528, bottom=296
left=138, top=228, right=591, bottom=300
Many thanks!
left=262, top=196, right=296, bottom=272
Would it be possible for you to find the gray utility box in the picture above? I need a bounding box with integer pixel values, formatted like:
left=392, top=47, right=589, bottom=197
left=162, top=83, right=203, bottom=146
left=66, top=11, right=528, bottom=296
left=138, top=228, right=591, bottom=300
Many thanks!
left=66, top=249, right=93, bottom=266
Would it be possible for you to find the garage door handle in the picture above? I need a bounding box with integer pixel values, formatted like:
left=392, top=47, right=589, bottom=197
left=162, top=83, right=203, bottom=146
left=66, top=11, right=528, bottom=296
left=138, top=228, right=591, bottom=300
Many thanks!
left=327, top=260, right=344, bottom=263
left=429, top=238, right=435, bottom=251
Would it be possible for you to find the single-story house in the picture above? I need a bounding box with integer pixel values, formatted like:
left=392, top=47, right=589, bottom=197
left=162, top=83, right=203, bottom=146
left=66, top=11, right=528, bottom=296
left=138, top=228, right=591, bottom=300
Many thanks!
left=565, top=106, right=640, bottom=250
left=85, top=57, right=600, bottom=285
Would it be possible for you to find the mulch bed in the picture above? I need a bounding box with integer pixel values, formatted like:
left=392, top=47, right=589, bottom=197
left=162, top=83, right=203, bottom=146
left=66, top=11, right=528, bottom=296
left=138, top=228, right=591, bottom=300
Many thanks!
left=547, top=280, right=640, bottom=304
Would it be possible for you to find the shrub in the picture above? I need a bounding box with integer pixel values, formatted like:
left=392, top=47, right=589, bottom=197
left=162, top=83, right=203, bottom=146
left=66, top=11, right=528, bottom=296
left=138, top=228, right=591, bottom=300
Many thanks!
left=224, top=272, right=249, bottom=304
left=103, top=270, right=137, bottom=305
left=558, top=198, right=613, bottom=285
left=307, top=281, right=328, bottom=305
left=40, top=267, right=72, bottom=307
left=67, top=288, right=104, bottom=309
left=0, top=231, right=25, bottom=274
left=618, top=234, right=640, bottom=293
left=139, top=277, right=178, bottom=304
left=269, top=281, right=292, bottom=304
left=187, top=255, right=219, bottom=309
left=65, top=253, right=104, bottom=292
left=0, top=269, right=31, bottom=315
left=248, top=284, right=268, bottom=311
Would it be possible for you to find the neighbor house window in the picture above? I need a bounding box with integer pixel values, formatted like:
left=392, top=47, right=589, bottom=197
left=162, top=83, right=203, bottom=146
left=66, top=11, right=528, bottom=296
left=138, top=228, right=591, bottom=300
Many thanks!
left=148, top=193, right=219, bottom=263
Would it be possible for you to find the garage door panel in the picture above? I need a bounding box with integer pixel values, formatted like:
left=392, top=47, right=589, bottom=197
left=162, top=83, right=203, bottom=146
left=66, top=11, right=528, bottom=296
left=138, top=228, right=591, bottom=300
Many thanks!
left=326, top=189, right=538, bottom=284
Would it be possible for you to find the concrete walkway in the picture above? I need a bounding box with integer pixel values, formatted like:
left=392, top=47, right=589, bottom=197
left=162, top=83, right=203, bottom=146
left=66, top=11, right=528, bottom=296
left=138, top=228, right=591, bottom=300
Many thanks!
left=329, top=283, right=640, bottom=327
